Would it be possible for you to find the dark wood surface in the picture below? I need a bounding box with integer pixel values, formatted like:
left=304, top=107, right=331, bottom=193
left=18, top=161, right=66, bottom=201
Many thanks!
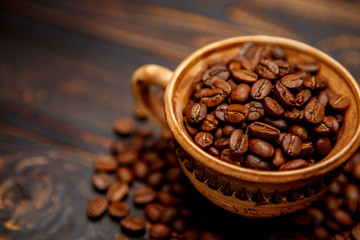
left=1, top=0, right=360, bottom=239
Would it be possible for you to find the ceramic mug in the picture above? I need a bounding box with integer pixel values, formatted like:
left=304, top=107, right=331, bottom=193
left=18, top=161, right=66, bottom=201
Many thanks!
left=131, top=35, right=360, bottom=218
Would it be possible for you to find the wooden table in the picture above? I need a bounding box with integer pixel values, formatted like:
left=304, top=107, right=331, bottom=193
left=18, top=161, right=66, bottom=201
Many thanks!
left=0, top=0, right=360, bottom=239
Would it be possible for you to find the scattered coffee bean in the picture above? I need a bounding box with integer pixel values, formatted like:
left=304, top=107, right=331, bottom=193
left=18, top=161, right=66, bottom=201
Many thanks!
left=91, top=172, right=111, bottom=191
left=150, top=223, right=171, bottom=239
left=87, top=196, right=109, bottom=218
left=114, top=117, right=135, bottom=135
left=132, top=186, right=156, bottom=204
left=94, top=155, right=118, bottom=172
left=107, top=181, right=129, bottom=202
left=108, top=201, right=130, bottom=218
left=120, top=216, right=146, bottom=233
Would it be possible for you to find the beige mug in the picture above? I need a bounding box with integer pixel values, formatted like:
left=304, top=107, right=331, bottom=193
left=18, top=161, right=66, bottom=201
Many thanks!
left=131, top=35, right=360, bottom=218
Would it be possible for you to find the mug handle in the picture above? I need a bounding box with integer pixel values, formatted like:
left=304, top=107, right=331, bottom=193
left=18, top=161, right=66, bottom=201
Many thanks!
left=131, top=64, right=173, bottom=128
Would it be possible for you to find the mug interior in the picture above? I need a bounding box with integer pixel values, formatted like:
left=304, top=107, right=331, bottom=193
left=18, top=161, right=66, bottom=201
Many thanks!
left=165, top=36, right=360, bottom=183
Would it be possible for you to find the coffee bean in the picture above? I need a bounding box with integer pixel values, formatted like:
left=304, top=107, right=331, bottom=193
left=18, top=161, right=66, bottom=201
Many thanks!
left=117, top=151, right=138, bottom=165
left=108, top=201, right=130, bottom=218
left=199, top=89, right=225, bottom=107
left=200, top=231, right=222, bottom=240
left=107, top=181, right=130, bottom=202
left=250, top=79, right=272, bottom=100
left=244, top=101, right=264, bottom=121
left=133, top=161, right=149, bottom=180
left=256, top=59, right=279, bottom=80
left=114, top=233, right=131, bottom=240
left=289, top=125, right=308, bottom=141
left=279, top=159, right=308, bottom=171
left=87, top=196, right=109, bottom=218
left=214, top=104, right=228, bottom=122
left=212, top=79, right=232, bottom=97
left=132, top=186, right=156, bottom=204
left=281, top=73, right=304, bottom=89
left=214, top=127, right=223, bottom=139
left=313, top=225, right=330, bottom=240
left=220, top=148, right=235, bottom=163
left=271, top=46, right=286, bottom=59
left=157, top=191, right=181, bottom=205
left=245, top=154, right=270, bottom=170
left=300, top=142, right=314, bottom=157
left=147, top=172, right=165, bottom=187
left=238, top=42, right=257, bottom=59
left=161, top=206, right=179, bottom=223
left=276, top=132, right=287, bottom=145
left=116, top=167, right=134, bottom=184
left=304, top=97, right=325, bottom=125
left=145, top=203, right=164, bottom=222
left=263, top=97, right=284, bottom=117
left=229, top=129, right=248, bottom=158
left=184, top=228, right=201, bottom=240
left=94, top=155, right=118, bottom=172
left=150, top=223, right=171, bottom=239
left=249, top=122, right=280, bottom=140
left=263, top=116, right=288, bottom=130
left=230, top=83, right=250, bottom=103
left=165, top=167, right=183, bottom=182
left=214, top=138, right=230, bottom=150
left=272, top=148, right=286, bottom=169
left=224, top=104, right=249, bottom=124
left=185, top=119, right=199, bottom=137
left=284, top=108, right=302, bottom=122
left=240, top=58, right=257, bottom=71
left=343, top=184, right=359, bottom=214
left=199, top=114, right=218, bottom=132
left=316, top=137, right=332, bottom=155
left=185, top=103, right=207, bottom=125
left=120, top=216, right=146, bottom=233
left=91, top=172, right=111, bottom=191
left=318, top=90, right=329, bottom=106
left=248, top=139, right=274, bottom=158
left=281, top=133, right=302, bottom=157
left=273, top=81, right=295, bottom=108
left=312, top=116, right=334, bottom=136
left=274, top=59, right=290, bottom=77
left=222, top=125, right=236, bottom=137
left=332, top=209, right=354, bottom=227
left=113, top=117, right=135, bottom=135
left=351, top=223, right=360, bottom=240
left=296, top=61, right=320, bottom=73
left=231, top=69, right=258, bottom=84
left=194, top=132, right=213, bottom=150
left=207, top=146, right=220, bottom=157
left=202, top=65, right=230, bottom=86
left=295, top=89, right=312, bottom=108
left=172, top=218, right=187, bottom=233
left=329, top=94, right=350, bottom=111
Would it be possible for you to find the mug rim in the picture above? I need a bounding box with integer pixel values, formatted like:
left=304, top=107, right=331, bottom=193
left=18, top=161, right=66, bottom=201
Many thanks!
left=164, top=35, right=360, bottom=183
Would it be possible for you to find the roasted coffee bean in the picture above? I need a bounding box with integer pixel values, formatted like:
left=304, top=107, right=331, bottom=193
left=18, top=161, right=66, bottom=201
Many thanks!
left=312, top=116, right=335, bottom=136
left=240, top=58, right=257, bottom=71
left=132, top=186, right=156, bottom=204
left=343, top=184, right=359, bottom=214
left=199, top=114, right=218, bottom=132
left=284, top=108, right=302, bottom=122
left=263, top=97, right=284, bottom=117
left=230, top=83, right=250, bottom=103
left=222, top=125, right=236, bottom=137
left=108, top=201, right=130, bottom=218
left=113, top=117, right=135, bottom=135
left=214, top=104, right=228, bottom=122
left=185, top=103, right=207, bottom=125
left=304, top=97, right=325, bottom=125
left=150, top=223, right=171, bottom=239
left=133, top=161, right=149, bottom=180
left=213, top=127, right=223, bottom=139
left=271, top=46, right=286, bottom=59
left=227, top=78, right=237, bottom=89
left=172, top=218, right=187, bottom=233
left=296, top=61, right=320, bottom=73
left=145, top=203, right=164, bottom=222
left=87, top=196, right=109, bottom=218
left=244, top=101, right=264, bottom=121
left=194, top=132, right=213, bottom=150
left=248, top=139, right=274, bottom=158
left=147, top=172, right=165, bottom=187
left=281, top=73, right=304, bottom=89
left=184, top=228, right=201, bottom=240
left=303, top=75, right=327, bottom=90
left=351, top=223, right=360, bottom=240
left=120, top=216, right=146, bottom=233
left=272, top=148, right=286, bottom=169
left=114, top=234, right=131, bottom=240
left=229, top=129, right=248, bottom=158
left=202, top=65, right=230, bottom=86
left=289, top=125, right=308, bottom=141
left=263, top=116, right=288, bottom=130
left=194, top=88, right=210, bottom=100
left=300, top=142, right=314, bottom=156
left=199, top=89, right=225, bottom=107
left=107, top=181, right=130, bottom=202
left=185, top=119, right=199, bottom=137
left=274, top=59, right=290, bottom=77
left=117, top=150, right=138, bottom=165
left=212, top=79, right=232, bottom=96
left=245, top=154, right=270, bottom=170
left=249, top=122, right=280, bottom=140
left=250, top=79, right=272, bottom=100
left=281, top=133, right=302, bottom=157
left=94, top=155, right=118, bottom=172
left=214, top=138, right=230, bottom=150
left=116, top=167, right=134, bottom=184
left=157, top=191, right=181, bottom=206
left=220, top=148, right=235, bottom=162
left=224, top=104, right=249, bottom=123
left=111, top=140, right=128, bottom=154
left=295, top=89, right=312, bottom=108
left=238, top=42, right=257, bottom=59
left=273, top=81, right=295, bottom=108
left=316, top=137, right=332, bottom=155
left=200, top=231, right=222, bottom=240
left=161, top=206, right=179, bottom=223
left=332, top=209, right=354, bottom=227
left=279, top=159, right=308, bottom=171
left=318, top=90, right=329, bottom=106
left=329, top=94, right=350, bottom=111
left=231, top=68, right=258, bottom=84
left=207, top=146, right=220, bottom=157
left=256, top=59, right=279, bottom=80
left=91, top=172, right=111, bottom=191
left=276, top=132, right=287, bottom=145
left=165, top=167, right=183, bottom=182
left=313, top=225, right=330, bottom=240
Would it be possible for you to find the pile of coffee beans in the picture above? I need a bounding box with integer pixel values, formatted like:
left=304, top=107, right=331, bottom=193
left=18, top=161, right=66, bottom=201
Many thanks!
left=184, top=43, right=350, bottom=170
left=87, top=114, right=360, bottom=239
